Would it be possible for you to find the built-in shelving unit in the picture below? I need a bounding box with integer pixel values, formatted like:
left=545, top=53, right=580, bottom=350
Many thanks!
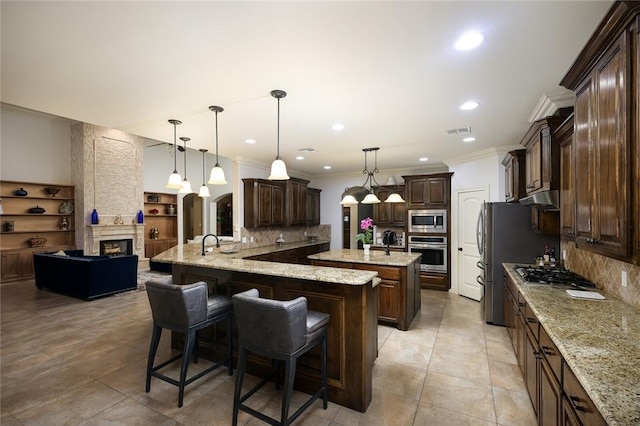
left=143, top=192, right=178, bottom=258
left=1, top=180, right=76, bottom=282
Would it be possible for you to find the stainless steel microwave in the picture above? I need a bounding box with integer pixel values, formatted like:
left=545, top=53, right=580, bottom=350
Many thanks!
left=408, top=209, right=446, bottom=233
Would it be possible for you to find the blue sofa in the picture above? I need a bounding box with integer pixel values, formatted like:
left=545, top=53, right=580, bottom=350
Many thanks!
left=33, top=250, right=138, bottom=300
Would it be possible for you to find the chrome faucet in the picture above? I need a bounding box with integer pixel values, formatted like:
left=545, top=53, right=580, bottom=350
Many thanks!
left=201, top=234, right=220, bottom=256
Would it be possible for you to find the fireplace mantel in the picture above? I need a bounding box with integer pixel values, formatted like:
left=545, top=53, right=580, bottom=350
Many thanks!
left=87, top=224, right=145, bottom=257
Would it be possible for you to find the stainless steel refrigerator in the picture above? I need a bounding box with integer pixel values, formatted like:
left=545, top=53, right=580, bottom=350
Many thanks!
left=476, top=202, right=559, bottom=325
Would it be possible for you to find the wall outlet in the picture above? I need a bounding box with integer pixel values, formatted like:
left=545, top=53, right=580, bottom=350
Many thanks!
left=621, top=270, right=628, bottom=288
left=250, top=236, right=254, bottom=243
left=241, top=237, right=247, bottom=243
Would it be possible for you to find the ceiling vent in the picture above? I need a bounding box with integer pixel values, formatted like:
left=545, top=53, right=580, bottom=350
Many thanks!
left=298, top=147, right=317, bottom=152
left=446, top=127, right=471, bottom=135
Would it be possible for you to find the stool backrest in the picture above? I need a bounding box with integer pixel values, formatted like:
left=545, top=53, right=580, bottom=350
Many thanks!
left=146, top=280, right=208, bottom=328
left=232, top=289, right=307, bottom=355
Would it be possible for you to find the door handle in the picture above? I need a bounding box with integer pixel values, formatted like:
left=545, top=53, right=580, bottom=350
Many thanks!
left=476, top=276, right=485, bottom=286
left=477, top=261, right=484, bottom=269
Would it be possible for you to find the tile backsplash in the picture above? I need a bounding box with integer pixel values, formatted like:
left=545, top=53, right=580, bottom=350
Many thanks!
left=240, top=225, right=331, bottom=249
left=561, top=241, right=640, bottom=308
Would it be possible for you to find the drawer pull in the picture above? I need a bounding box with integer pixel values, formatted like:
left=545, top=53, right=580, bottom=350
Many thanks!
left=541, top=346, right=553, bottom=356
left=569, top=395, right=586, bottom=412
left=526, top=317, right=537, bottom=324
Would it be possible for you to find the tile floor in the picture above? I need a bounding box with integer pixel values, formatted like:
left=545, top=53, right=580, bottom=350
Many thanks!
left=1, top=276, right=536, bottom=425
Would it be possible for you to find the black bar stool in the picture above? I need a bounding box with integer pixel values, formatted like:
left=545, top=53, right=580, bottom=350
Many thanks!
left=145, top=278, right=232, bottom=407
left=232, top=288, right=329, bottom=426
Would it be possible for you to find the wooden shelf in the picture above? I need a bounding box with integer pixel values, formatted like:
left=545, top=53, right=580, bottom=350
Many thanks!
left=144, top=192, right=178, bottom=257
left=1, top=180, right=75, bottom=283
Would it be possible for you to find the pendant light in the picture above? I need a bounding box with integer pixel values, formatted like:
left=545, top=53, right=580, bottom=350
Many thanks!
left=267, top=89, right=290, bottom=180
left=198, top=149, right=211, bottom=198
left=207, top=105, right=227, bottom=185
left=166, top=119, right=183, bottom=188
left=178, top=137, right=193, bottom=194
left=339, top=147, right=404, bottom=204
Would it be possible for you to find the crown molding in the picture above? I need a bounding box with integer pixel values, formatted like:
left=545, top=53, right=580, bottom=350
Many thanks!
left=444, top=145, right=523, bottom=167
left=528, top=90, right=575, bottom=123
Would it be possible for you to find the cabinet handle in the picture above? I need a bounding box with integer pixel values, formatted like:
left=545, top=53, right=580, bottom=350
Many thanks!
left=541, top=346, right=553, bottom=356
left=526, top=317, right=537, bottom=324
left=569, top=395, right=586, bottom=412
left=518, top=302, right=526, bottom=307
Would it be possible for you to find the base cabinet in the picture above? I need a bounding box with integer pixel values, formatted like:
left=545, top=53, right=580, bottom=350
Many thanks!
left=540, top=357, right=561, bottom=426
left=419, top=271, right=449, bottom=291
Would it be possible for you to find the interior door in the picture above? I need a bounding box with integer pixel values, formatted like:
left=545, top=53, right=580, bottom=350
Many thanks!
left=457, top=188, right=488, bottom=301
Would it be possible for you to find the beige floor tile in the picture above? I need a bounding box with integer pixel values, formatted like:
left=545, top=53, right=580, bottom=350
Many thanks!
left=414, top=403, right=497, bottom=425
left=420, top=371, right=496, bottom=423
left=492, top=386, right=537, bottom=426
left=428, top=346, right=491, bottom=385
left=1, top=279, right=538, bottom=426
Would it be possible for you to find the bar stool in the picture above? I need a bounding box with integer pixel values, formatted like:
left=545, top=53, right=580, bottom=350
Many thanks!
left=232, top=288, right=329, bottom=426
left=145, top=278, right=233, bottom=407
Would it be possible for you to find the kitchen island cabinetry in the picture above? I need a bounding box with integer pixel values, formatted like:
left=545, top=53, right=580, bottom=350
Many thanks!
left=560, top=1, right=639, bottom=262
left=502, top=149, right=526, bottom=203
left=152, top=243, right=379, bottom=413
left=503, top=265, right=632, bottom=425
left=309, top=250, right=421, bottom=331
left=245, top=242, right=329, bottom=265
left=243, top=178, right=285, bottom=228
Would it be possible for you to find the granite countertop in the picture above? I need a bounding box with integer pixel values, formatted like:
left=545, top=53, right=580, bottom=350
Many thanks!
left=152, top=241, right=378, bottom=286
left=503, top=263, right=640, bottom=425
left=308, top=249, right=420, bottom=267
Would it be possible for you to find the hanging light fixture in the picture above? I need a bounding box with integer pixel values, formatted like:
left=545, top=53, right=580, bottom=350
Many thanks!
left=207, top=105, right=227, bottom=185
left=339, top=147, right=405, bottom=204
left=198, top=149, right=211, bottom=198
left=178, top=137, right=193, bottom=194
left=166, top=119, right=183, bottom=188
left=267, top=89, right=290, bottom=180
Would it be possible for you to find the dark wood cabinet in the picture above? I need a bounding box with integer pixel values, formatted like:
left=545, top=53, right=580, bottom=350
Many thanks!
left=558, top=115, right=576, bottom=240
left=373, top=186, right=406, bottom=226
left=531, top=206, right=560, bottom=235
left=246, top=242, right=329, bottom=265
left=419, top=271, right=449, bottom=291
left=562, top=362, right=607, bottom=426
left=286, top=177, right=308, bottom=226
left=403, top=173, right=452, bottom=208
left=521, top=116, right=568, bottom=196
left=243, top=178, right=285, bottom=228
left=560, top=1, right=638, bottom=263
left=539, top=356, right=561, bottom=426
left=306, top=188, right=321, bottom=226
left=502, top=150, right=526, bottom=202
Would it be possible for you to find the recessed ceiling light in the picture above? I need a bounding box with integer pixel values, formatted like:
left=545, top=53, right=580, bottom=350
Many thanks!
left=455, top=31, right=484, bottom=51
left=331, top=123, right=344, bottom=131
left=296, top=156, right=304, bottom=160
left=245, top=139, right=256, bottom=144
left=463, top=137, right=476, bottom=142
left=324, top=165, right=332, bottom=170
left=460, top=101, right=479, bottom=110
left=419, top=157, right=429, bottom=162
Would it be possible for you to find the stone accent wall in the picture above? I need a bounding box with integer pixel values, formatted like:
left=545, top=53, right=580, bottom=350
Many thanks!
left=71, top=123, right=144, bottom=256
left=561, top=240, right=640, bottom=308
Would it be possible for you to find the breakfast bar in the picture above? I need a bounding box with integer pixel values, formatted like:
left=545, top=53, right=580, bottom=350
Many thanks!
left=152, top=242, right=380, bottom=412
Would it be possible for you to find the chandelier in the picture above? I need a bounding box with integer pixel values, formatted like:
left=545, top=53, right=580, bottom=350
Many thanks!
left=340, top=147, right=405, bottom=204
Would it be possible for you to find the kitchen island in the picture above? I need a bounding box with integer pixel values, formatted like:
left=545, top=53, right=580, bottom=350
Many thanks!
left=503, top=263, right=640, bottom=425
left=151, top=242, right=379, bottom=412
left=308, top=249, right=421, bottom=330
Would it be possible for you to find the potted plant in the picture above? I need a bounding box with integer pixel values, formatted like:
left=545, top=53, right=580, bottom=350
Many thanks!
left=355, top=217, right=374, bottom=255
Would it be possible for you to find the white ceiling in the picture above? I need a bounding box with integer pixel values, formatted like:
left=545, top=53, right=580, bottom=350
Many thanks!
left=1, top=1, right=612, bottom=177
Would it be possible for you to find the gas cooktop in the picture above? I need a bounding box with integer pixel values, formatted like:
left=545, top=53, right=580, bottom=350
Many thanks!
left=515, top=265, right=596, bottom=290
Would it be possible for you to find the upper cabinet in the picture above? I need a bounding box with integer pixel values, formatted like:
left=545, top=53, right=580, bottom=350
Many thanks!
left=521, top=115, right=569, bottom=196
left=502, top=150, right=526, bottom=202
left=243, top=178, right=285, bottom=229
left=373, top=186, right=406, bottom=226
left=286, top=177, right=309, bottom=226
left=560, top=1, right=638, bottom=262
left=403, top=173, right=452, bottom=209
left=306, top=188, right=321, bottom=226
left=557, top=115, right=576, bottom=240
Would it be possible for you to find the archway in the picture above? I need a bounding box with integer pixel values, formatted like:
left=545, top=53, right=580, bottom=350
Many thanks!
left=182, top=193, right=203, bottom=243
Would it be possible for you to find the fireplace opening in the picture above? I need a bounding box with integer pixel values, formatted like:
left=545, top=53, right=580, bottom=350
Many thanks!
left=100, top=239, right=133, bottom=256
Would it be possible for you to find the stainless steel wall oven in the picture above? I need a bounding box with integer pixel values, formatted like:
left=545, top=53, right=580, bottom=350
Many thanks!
left=408, top=235, right=447, bottom=273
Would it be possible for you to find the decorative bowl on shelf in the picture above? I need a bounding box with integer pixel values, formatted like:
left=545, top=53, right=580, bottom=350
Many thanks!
left=149, top=208, right=159, bottom=215
left=14, top=188, right=28, bottom=196
left=45, top=186, right=61, bottom=197
left=28, top=236, right=47, bottom=247
left=28, top=205, right=46, bottom=214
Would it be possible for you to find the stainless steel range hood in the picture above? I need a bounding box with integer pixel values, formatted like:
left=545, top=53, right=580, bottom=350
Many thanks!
left=519, top=190, right=560, bottom=211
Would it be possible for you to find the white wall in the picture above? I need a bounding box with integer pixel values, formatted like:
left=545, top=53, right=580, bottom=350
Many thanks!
left=446, top=148, right=517, bottom=294
left=1, top=105, right=73, bottom=184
